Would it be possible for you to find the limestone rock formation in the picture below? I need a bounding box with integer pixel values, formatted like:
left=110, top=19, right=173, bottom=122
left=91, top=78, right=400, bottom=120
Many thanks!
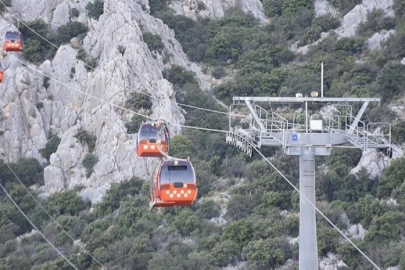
left=350, top=149, right=391, bottom=178
left=293, top=0, right=394, bottom=55
left=336, top=0, right=394, bottom=37
left=319, top=253, right=347, bottom=270
left=367, top=29, right=395, bottom=50
left=314, top=0, right=337, bottom=17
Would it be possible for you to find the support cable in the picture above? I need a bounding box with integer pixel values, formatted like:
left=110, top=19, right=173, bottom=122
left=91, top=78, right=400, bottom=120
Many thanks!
left=10, top=55, right=228, bottom=133
left=0, top=0, right=240, bottom=117
left=0, top=182, right=79, bottom=270
left=4, top=163, right=108, bottom=270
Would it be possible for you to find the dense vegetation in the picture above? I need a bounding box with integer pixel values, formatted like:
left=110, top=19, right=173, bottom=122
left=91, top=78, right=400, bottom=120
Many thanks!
left=19, top=19, right=88, bottom=64
left=1, top=0, right=405, bottom=269
left=85, top=0, right=104, bottom=20
left=1, top=152, right=405, bottom=268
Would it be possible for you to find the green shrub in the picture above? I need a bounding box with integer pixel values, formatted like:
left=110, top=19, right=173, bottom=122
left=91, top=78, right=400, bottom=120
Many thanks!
left=93, top=177, right=144, bottom=217
left=149, top=0, right=171, bottom=16
left=76, top=47, right=97, bottom=71
left=245, top=237, right=292, bottom=268
left=43, top=76, right=50, bottom=89
left=85, top=57, right=97, bottom=71
left=153, top=11, right=208, bottom=62
left=85, top=0, right=104, bottom=20
left=74, top=129, right=97, bottom=152
left=375, top=61, right=405, bottom=102
left=326, top=148, right=362, bottom=170
left=126, top=91, right=152, bottom=111
left=46, top=190, right=89, bottom=216
left=19, top=19, right=57, bottom=64
left=357, top=9, right=395, bottom=38
left=76, top=47, right=87, bottom=61
left=163, top=65, right=197, bottom=88
left=82, top=153, right=99, bottom=177
left=299, top=15, right=340, bottom=46
left=118, top=45, right=126, bottom=55
left=329, top=0, right=362, bottom=14
left=211, top=66, right=226, bottom=79
left=13, top=158, right=43, bottom=186
left=282, top=0, right=313, bottom=15
left=212, top=240, right=240, bottom=266
left=143, top=32, right=164, bottom=52
left=391, top=122, right=405, bottom=143
left=197, top=1, right=206, bottom=10
left=377, top=157, right=405, bottom=198
left=222, top=219, right=253, bottom=249
left=197, top=200, right=221, bottom=219
left=262, top=0, right=283, bottom=17
left=365, top=212, right=405, bottom=244
left=125, top=114, right=145, bottom=134
left=333, top=36, right=365, bottom=55
left=71, top=8, right=80, bottom=18
left=57, top=21, right=88, bottom=44
left=174, top=208, right=202, bottom=236
left=40, top=135, right=61, bottom=161
left=70, top=67, right=76, bottom=78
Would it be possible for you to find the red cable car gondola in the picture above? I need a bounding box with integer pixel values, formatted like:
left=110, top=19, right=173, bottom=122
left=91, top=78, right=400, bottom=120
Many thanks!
left=136, top=121, right=170, bottom=157
left=0, top=62, right=3, bottom=83
left=150, top=159, right=198, bottom=207
left=3, top=31, right=23, bottom=52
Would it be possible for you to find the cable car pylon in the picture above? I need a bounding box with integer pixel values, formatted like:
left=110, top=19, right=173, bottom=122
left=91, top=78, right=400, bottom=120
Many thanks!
left=227, top=91, right=392, bottom=269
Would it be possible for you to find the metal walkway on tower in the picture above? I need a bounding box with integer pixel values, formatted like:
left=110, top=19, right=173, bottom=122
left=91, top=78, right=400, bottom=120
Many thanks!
left=226, top=96, right=391, bottom=155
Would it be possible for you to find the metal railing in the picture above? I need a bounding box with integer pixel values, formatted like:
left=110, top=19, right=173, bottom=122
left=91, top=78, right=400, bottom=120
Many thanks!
left=344, top=115, right=391, bottom=149
left=367, top=122, right=391, bottom=146
left=266, top=112, right=289, bottom=146
left=254, top=105, right=268, bottom=131
left=345, top=113, right=369, bottom=149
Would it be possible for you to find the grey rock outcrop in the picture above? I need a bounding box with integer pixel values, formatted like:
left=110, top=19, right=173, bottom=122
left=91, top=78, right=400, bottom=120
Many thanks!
left=350, top=149, right=390, bottom=178
left=50, top=2, right=70, bottom=31
left=336, top=0, right=394, bottom=37
left=10, top=0, right=56, bottom=22
left=319, top=253, right=347, bottom=270
left=0, top=21, right=47, bottom=163
left=292, top=0, right=394, bottom=55
left=367, top=29, right=395, bottom=50
left=169, top=0, right=269, bottom=24
left=315, top=0, right=337, bottom=17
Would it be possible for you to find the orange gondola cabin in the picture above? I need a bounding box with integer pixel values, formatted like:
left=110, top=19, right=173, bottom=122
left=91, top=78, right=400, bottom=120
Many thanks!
left=3, top=31, right=23, bottom=52
left=150, top=159, right=197, bottom=207
left=136, top=122, right=169, bottom=157
left=0, top=62, right=3, bottom=83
